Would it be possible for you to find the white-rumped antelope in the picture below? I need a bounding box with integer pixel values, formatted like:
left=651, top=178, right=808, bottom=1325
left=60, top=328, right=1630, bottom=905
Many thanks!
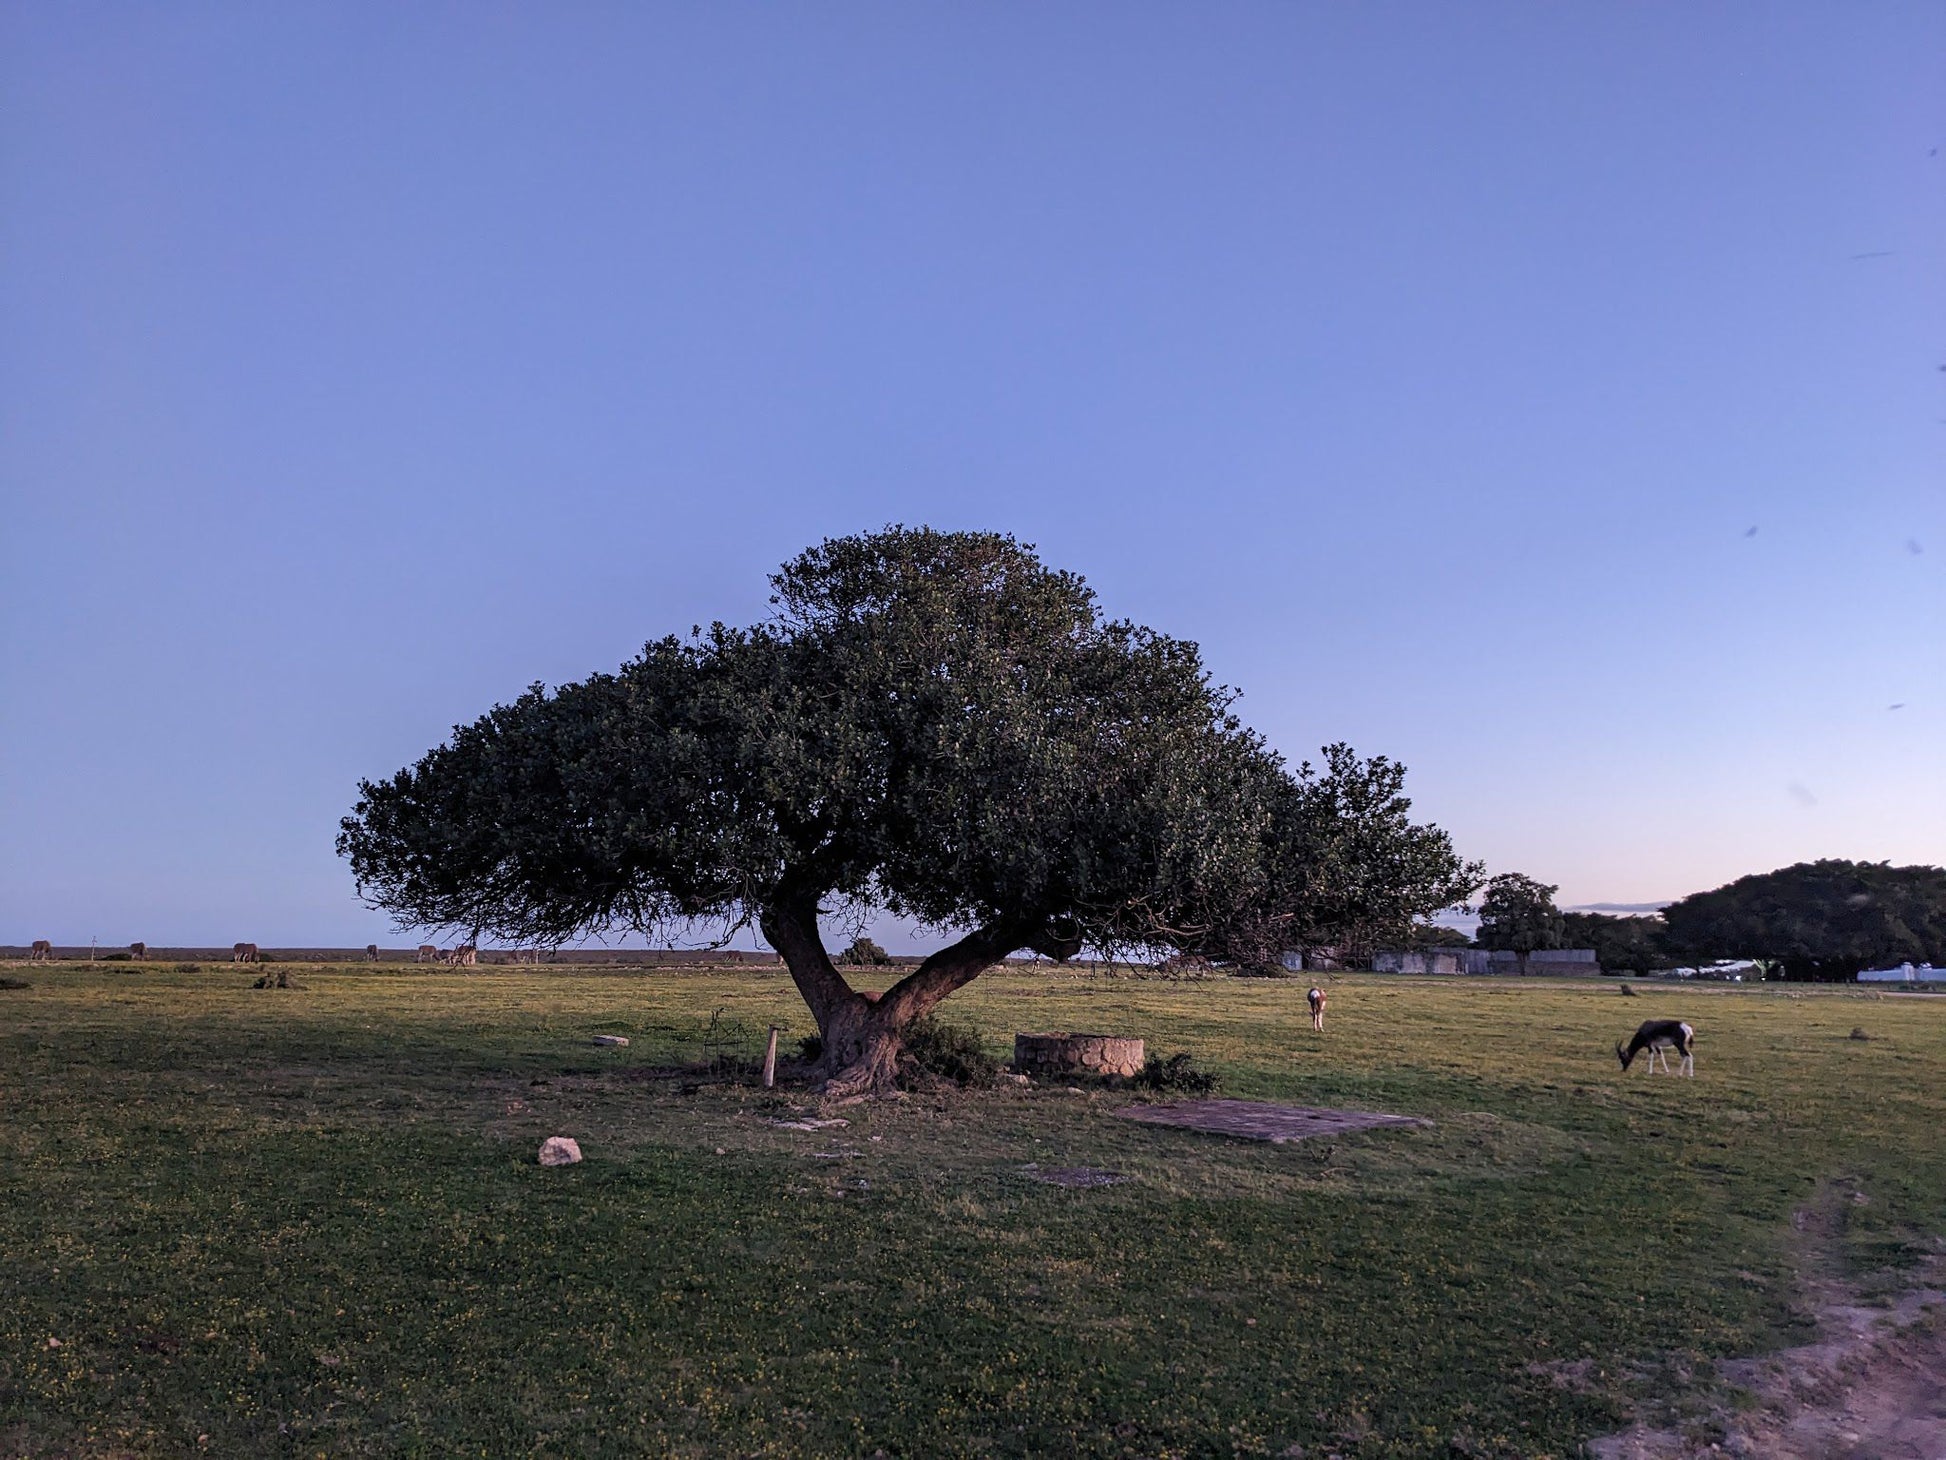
left=1307, top=985, right=1327, bottom=1032
left=1617, top=1019, right=1694, bottom=1076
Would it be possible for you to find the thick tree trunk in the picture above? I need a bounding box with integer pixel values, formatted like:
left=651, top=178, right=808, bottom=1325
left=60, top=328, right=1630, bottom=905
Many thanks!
left=760, top=896, right=1079, bottom=1095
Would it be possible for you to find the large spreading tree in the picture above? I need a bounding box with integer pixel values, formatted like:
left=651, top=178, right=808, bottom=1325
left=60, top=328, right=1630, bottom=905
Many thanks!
left=339, top=528, right=1475, bottom=1091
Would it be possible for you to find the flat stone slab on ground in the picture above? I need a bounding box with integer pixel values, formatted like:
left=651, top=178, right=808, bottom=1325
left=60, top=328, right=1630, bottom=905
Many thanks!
left=1112, top=1099, right=1427, bottom=1144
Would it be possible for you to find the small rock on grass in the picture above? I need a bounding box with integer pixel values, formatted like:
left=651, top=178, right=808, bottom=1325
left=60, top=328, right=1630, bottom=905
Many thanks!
left=538, top=1136, right=582, bottom=1166
left=591, top=1035, right=630, bottom=1046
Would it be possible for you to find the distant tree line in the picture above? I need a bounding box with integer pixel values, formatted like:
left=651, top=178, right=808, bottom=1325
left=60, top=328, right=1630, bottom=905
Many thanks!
left=1467, top=861, right=1946, bottom=981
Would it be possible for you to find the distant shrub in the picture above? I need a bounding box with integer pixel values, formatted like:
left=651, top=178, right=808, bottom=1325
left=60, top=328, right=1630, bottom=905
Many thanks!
left=836, top=937, right=891, bottom=966
left=0, top=977, right=30, bottom=991
left=173, top=963, right=202, bottom=973
left=1135, top=1052, right=1220, bottom=1094
left=103, top=953, right=132, bottom=962
left=252, top=970, right=296, bottom=990
left=898, top=1016, right=998, bottom=1087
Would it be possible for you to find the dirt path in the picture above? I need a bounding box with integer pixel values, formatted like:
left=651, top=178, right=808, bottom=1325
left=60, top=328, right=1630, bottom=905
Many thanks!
left=1591, top=1181, right=1945, bottom=1459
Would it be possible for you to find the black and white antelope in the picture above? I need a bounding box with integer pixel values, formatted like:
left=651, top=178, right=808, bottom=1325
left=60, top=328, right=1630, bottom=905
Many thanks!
left=1616, top=1019, right=1694, bottom=1076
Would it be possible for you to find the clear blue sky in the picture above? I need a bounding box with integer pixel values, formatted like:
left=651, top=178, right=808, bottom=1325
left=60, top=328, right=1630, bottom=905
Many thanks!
left=3, top=4, right=1941, bottom=949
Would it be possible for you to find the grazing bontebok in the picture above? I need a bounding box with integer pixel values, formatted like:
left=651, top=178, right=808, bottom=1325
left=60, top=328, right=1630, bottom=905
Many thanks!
left=1307, top=986, right=1327, bottom=1032
left=1617, top=1019, right=1694, bottom=1076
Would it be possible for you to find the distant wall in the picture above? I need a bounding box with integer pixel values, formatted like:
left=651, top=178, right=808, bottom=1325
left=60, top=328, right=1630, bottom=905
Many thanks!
left=0, top=945, right=783, bottom=966
left=1371, top=948, right=1600, bottom=976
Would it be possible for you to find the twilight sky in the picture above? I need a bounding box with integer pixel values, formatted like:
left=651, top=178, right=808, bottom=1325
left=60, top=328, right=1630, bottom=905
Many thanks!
left=3, top=4, right=1942, bottom=949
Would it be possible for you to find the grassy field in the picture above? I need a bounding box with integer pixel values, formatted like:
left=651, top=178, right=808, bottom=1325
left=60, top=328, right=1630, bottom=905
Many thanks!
left=2, top=964, right=1941, bottom=1459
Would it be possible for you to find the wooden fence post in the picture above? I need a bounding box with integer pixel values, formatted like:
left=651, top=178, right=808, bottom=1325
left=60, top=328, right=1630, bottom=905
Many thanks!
left=762, top=1026, right=781, bottom=1089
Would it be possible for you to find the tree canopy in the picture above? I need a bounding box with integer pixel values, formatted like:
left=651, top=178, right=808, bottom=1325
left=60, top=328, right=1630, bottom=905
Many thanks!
left=1475, top=872, right=1565, bottom=964
left=1661, top=860, right=1946, bottom=981
left=339, top=528, right=1475, bottom=1090
left=1559, top=911, right=1667, bottom=975
left=1213, top=744, right=1482, bottom=971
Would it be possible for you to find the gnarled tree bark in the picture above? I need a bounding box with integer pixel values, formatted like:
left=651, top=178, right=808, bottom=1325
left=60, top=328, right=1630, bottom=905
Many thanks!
left=760, top=896, right=1083, bottom=1095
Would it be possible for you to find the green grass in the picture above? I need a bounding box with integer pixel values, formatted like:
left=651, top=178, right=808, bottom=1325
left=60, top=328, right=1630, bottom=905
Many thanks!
left=2, top=965, right=1941, bottom=1458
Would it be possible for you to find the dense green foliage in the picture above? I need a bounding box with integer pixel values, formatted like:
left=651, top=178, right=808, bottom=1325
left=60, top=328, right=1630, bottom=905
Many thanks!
left=836, top=936, right=891, bottom=966
left=339, top=528, right=1275, bottom=958
left=896, top=1014, right=1000, bottom=1086
left=3, top=963, right=1942, bottom=1457
left=1225, top=743, right=1482, bottom=971
left=1560, top=911, right=1668, bottom=975
left=1134, top=1051, right=1222, bottom=1093
left=1475, top=872, right=1566, bottom=960
left=1662, top=859, right=1946, bottom=981
left=339, top=529, right=1475, bottom=1084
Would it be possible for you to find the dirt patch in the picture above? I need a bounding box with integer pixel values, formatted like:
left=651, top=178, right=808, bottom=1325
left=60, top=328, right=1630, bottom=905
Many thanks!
left=1591, top=1181, right=1946, bottom=1459
left=1111, top=1098, right=1426, bottom=1143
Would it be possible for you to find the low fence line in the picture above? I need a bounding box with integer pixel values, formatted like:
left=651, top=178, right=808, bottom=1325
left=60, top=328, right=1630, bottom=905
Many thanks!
left=0, top=946, right=788, bottom=966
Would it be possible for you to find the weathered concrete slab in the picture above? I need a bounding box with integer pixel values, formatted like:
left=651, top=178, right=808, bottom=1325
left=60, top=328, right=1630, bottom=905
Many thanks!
left=1112, top=1098, right=1427, bottom=1144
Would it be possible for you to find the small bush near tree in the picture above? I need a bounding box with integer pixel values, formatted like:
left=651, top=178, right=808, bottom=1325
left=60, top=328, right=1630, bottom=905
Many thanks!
left=1135, top=1052, right=1219, bottom=1094
left=837, top=937, right=891, bottom=966
left=896, top=1016, right=997, bottom=1087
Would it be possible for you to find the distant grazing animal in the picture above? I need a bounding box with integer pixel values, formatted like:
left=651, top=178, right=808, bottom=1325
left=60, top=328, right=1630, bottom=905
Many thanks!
left=129, top=942, right=147, bottom=959
left=446, top=944, right=477, bottom=967
left=1617, top=1019, right=1694, bottom=1076
left=232, top=942, right=258, bottom=964
left=365, top=944, right=380, bottom=962
left=30, top=940, right=52, bottom=963
left=1307, top=985, right=1327, bottom=1032
left=416, top=945, right=440, bottom=964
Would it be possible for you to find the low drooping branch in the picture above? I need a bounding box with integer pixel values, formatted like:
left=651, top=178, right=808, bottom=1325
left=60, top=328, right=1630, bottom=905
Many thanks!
left=874, top=916, right=1039, bottom=1029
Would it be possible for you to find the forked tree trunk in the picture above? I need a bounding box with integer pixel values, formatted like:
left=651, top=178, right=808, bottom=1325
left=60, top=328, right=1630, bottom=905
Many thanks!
left=760, top=897, right=1078, bottom=1096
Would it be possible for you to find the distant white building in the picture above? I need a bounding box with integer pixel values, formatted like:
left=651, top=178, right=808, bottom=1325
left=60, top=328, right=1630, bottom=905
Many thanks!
left=1656, top=959, right=1765, bottom=981
left=1370, top=948, right=1589, bottom=976
left=1858, top=962, right=1946, bottom=983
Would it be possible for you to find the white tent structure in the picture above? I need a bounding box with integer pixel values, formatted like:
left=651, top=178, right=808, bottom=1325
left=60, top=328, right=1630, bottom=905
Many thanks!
left=1857, top=962, right=1946, bottom=983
